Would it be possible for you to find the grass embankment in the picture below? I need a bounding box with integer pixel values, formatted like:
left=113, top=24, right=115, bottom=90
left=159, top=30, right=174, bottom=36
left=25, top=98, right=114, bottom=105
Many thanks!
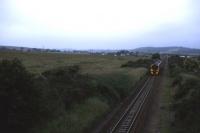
left=166, top=55, right=200, bottom=133
left=171, top=74, right=200, bottom=133
left=160, top=67, right=172, bottom=133
left=0, top=51, right=147, bottom=133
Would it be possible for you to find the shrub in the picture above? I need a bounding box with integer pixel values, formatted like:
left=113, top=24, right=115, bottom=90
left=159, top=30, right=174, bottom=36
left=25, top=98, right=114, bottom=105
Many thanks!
left=121, top=59, right=152, bottom=68
left=42, top=65, right=96, bottom=109
left=173, top=77, right=200, bottom=133
left=0, top=59, right=41, bottom=133
left=168, top=55, right=185, bottom=77
left=151, top=53, right=160, bottom=60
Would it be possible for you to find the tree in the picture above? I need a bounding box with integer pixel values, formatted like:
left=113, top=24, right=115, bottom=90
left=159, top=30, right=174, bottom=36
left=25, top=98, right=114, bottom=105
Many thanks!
left=152, top=53, right=160, bottom=60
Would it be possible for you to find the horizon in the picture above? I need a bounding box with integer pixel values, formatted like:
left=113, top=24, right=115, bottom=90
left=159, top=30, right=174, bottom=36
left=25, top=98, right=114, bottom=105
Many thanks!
left=1, top=45, right=200, bottom=51
left=1, top=0, right=200, bottom=49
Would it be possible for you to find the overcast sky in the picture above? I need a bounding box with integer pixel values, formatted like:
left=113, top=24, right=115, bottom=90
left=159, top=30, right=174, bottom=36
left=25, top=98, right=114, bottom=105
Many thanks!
left=0, top=0, right=200, bottom=49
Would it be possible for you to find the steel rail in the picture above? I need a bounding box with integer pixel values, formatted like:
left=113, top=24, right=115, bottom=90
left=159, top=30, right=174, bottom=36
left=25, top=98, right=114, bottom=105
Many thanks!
left=110, top=77, right=153, bottom=133
left=127, top=77, right=155, bottom=133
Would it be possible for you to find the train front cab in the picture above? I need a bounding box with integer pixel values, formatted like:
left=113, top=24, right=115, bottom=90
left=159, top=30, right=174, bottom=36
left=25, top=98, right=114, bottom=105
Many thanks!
left=150, top=64, right=159, bottom=76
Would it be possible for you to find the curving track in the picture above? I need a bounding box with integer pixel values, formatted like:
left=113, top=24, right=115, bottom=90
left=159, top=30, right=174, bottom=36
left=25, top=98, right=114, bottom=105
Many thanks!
left=110, top=77, right=155, bottom=133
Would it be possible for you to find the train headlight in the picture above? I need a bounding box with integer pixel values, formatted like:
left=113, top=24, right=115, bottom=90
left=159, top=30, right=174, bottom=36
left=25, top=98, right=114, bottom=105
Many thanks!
left=156, top=72, right=159, bottom=74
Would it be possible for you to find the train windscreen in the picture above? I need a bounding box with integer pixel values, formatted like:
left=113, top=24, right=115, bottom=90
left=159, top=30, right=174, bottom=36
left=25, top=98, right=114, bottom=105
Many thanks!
left=151, top=65, right=158, bottom=70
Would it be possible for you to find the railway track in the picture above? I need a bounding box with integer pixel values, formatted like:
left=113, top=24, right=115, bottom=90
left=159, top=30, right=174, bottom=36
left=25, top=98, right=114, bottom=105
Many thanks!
left=110, top=76, right=155, bottom=133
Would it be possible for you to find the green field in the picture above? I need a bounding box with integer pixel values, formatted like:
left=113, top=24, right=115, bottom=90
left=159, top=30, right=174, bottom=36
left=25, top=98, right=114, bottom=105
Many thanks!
left=0, top=51, right=145, bottom=74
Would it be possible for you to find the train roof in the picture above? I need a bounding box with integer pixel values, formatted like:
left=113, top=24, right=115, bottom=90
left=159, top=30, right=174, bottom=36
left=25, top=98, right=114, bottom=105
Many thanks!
left=152, top=60, right=161, bottom=66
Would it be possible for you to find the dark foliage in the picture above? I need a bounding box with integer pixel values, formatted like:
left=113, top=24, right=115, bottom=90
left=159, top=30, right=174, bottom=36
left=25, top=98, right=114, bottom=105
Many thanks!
left=198, top=56, right=200, bottom=61
left=168, top=55, right=184, bottom=77
left=0, top=59, right=41, bottom=133
left=173, top=78, right=200, bottom=133
left=97, top=84, right=120, bottom=105
left=121, top=59, right=152, bottom=68
left=42, top=65, right=96, bottom=109
left=184, top=58, right=199, bottom=72
left=169, top=55, right=200, bottom=133
left=168, top=55, right=200, bottom=77
left=0, top=58, right=143, bottom=133
left=151, top=53, right=160, bottom=60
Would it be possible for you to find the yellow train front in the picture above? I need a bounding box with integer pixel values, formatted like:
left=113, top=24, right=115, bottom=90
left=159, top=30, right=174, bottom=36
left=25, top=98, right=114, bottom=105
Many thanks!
left=150, top=60, right=161, bottom=76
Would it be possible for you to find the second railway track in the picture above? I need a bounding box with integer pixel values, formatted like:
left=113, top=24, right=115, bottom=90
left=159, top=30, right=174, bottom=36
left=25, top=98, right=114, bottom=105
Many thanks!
left=110, top=76, right=155, bottom=133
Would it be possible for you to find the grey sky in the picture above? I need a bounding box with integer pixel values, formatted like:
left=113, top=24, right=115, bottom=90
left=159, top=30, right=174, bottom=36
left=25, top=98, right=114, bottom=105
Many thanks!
left=0, top=0, right=200, bottom=49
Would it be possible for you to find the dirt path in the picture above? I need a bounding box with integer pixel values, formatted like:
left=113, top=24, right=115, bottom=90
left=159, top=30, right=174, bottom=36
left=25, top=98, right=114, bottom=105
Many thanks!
left=141, top=60, right=168, bottom=133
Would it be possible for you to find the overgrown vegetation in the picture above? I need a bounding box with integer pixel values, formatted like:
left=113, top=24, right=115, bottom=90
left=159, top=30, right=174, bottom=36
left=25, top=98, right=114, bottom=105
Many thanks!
left=0, top=59, right=44, bottom=133
left=121, top=58, right=152, bottom=68
left=121, top=53, right=161, bottom=68
left=168, top=55, right=200, bottom=133
left=151, top=53, right=160, bottom=60
left=160, top=68, right=172, bottom=133
left=169, top=55, right=200, bottom=77
left=0, top=53, right=146, bottom=133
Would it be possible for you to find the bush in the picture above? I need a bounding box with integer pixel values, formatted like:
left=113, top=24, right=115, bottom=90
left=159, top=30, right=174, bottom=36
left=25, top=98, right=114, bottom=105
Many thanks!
left=168, top=55, right=185, bottom=77
left=42, top=65, right=96, bottom=109
left=121, top=59, right=152, bottom=68
left=173, top=76, right=200, bottom=133
left=168, top=55, right=199, bottom=76
left=151, top=53, right=160, bottom=60
left=184, top=58, right=199, bottom=72
left=0, top=59, right=41, bottom=133
left=169, top=55, right=200, bottom=132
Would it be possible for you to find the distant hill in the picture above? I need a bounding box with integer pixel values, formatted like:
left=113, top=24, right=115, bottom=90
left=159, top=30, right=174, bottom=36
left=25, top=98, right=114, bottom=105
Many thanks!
left=132, top=47, right=200, bottom=55
left=0, top=45, right=60, bottom=53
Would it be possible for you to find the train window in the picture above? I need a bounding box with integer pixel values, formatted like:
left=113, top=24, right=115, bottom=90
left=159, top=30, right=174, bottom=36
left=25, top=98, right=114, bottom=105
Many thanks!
left=151, top=65, right=158, bottom=69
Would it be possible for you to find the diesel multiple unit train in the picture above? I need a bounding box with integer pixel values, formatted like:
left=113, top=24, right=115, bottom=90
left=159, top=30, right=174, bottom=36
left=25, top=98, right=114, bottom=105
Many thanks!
left=150, top=60, right=162, bottom=76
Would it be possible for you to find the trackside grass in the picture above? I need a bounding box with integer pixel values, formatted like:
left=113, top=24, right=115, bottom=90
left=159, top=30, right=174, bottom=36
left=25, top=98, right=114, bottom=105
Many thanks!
left=160, top=75, right=172, bottom=133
